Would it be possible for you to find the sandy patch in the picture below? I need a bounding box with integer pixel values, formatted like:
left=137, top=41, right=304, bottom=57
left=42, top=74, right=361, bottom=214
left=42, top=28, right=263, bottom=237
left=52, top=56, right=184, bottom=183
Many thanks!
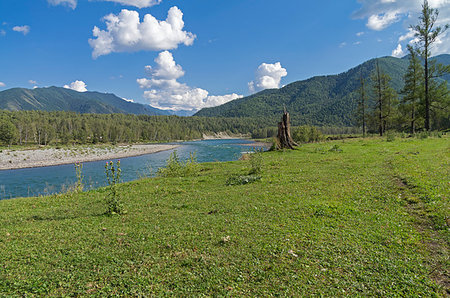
left=0, top=144, right=179, bottom=170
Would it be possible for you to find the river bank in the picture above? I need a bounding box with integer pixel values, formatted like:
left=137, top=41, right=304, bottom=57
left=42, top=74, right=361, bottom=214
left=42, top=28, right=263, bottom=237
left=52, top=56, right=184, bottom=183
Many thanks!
left=0, top=144, right=179, bottom=170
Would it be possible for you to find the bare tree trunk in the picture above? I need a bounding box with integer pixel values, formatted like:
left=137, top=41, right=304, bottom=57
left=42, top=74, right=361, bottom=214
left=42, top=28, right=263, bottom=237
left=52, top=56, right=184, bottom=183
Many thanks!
left=277, top=109, right=298, bottom=149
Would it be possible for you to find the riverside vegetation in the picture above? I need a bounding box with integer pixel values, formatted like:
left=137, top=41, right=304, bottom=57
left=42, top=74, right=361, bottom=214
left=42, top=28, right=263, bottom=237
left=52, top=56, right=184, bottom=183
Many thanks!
left=0, top=136, right=448, bottom=295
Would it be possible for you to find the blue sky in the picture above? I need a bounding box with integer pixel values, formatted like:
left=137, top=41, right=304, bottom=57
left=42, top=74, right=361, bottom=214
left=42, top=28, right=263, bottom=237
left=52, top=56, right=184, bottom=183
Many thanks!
left=0, top=0, right=449, bottom=111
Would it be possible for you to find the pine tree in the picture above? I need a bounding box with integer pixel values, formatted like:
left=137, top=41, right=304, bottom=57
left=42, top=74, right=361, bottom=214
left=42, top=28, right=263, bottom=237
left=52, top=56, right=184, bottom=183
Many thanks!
left=401, top=45, right=423, bottom=134
left=372, top=60, right=398, bottom=136
left=411, top=0, right=449, bottom=130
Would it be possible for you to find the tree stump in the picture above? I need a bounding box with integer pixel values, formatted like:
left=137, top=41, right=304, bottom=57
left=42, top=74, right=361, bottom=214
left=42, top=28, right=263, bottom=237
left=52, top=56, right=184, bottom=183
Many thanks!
left=277, top=109, right=298, bottom=149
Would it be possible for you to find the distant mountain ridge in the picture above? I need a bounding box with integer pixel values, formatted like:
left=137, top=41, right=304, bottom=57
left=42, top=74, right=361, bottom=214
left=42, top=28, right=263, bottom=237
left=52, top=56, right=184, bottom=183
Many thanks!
left=0, top=86, right=171, bottom=116
left=195, top=54, right=450, bottom=126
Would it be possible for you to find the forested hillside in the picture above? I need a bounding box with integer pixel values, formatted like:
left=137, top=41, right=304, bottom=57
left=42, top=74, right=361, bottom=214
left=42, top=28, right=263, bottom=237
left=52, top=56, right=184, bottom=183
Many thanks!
left=0, top=87, right=170, bottom=116
left=195, top=55, right=450, bottom=126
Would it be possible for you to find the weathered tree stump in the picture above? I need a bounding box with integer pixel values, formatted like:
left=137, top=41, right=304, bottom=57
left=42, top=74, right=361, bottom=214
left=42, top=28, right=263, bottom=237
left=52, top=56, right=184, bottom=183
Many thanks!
left=276, top=109, right=298, bottom=150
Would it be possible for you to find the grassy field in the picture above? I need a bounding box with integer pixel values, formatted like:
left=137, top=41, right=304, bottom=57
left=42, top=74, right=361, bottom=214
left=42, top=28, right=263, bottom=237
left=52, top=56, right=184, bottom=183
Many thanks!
left=0, top=136, right=448, bottom=296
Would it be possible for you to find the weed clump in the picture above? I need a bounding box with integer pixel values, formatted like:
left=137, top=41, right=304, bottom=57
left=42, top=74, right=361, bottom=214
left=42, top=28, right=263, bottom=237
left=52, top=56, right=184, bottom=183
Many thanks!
left=105, top=160, right=125, bottom=215
left=226, top=174, right=261, bottom=186
left=157, top=151, right=200, bottom=178
left=74, top=162, right=84, bottom=192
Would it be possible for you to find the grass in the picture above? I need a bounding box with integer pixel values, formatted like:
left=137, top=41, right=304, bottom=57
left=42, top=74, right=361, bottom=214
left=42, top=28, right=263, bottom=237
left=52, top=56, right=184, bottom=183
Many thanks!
left=0, top=137, right=448, bottom=296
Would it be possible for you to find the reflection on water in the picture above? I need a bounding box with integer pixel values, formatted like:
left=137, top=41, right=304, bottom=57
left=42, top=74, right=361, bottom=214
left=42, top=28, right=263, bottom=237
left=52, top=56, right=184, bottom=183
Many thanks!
left=0, top=139, right=267, bottom=200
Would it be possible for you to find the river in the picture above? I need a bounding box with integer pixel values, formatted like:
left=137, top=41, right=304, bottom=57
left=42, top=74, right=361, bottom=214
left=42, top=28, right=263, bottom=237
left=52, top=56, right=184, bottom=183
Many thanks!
left=0, top=139, right=268, bottom=200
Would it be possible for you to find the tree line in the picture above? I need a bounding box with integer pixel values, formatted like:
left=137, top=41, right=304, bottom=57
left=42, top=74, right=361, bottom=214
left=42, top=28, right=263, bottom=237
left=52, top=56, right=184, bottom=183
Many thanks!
left=356, top=0, right=449, bottom=136
left=0, top=111, right=270, bottom=146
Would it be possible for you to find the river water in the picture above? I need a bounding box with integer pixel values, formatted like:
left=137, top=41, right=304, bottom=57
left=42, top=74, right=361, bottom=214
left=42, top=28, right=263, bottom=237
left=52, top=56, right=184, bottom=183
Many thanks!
left=0, top=139, right=267, bottom=200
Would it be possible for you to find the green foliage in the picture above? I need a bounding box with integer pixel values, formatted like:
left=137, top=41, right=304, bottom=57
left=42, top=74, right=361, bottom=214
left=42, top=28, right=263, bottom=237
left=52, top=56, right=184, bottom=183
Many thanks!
left=226, top=174, right=261, bottom=186
left=74, top=162, right=84, bottom=192
left=386, top=131, right=396, bottom=142
left=249, top=149, right=263, bottom=175
left=104, top=160, right=124, bottom=215
left=0, top=110, right=272, bottom=146
left=292, top=126, right=323, bottom=144
left=0, top=119, right=17, bottom=145
left=157, top=151, right=200, bottom=178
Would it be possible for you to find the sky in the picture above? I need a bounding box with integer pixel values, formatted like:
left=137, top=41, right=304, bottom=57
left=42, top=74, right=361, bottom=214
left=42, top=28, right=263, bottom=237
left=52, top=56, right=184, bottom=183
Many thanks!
left=0, top=0, right=449, bottom=112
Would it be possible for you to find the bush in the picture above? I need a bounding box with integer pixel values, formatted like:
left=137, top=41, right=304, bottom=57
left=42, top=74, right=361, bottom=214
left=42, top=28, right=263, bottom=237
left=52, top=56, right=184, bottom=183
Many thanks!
left=249, top=148, right=263, bottom=175
left=157, top=151, right=200, bottom=177
left=105, top=160, right=125, bottom=215
left=226, top=174, right=261, bottom=186
left=292, top=126, right=323, bottom=144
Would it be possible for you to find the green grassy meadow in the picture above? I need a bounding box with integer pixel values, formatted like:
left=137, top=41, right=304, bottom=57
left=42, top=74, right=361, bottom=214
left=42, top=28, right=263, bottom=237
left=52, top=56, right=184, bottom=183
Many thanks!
left=0, top=137, right=448, bottom=296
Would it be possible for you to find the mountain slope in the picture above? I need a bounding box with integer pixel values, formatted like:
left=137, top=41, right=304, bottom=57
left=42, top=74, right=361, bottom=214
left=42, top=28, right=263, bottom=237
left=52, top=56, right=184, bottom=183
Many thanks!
left=195, top=55, right=450, bottom=126
left=0, top=87, right=170, bottom=116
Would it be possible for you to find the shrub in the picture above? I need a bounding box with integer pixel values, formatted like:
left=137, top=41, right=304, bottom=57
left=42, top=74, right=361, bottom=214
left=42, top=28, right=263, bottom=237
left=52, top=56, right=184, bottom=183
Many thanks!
left=249, top=148, right=263, bottom=175
left=157, top=151, right=200, bottom=178
left=105, top=160, right=125, bottom=215
left=74, top=162, right=84, bottom=192
left=386, top=131, right=396, bottom=142
left=226, top=174, right=261, bottom=186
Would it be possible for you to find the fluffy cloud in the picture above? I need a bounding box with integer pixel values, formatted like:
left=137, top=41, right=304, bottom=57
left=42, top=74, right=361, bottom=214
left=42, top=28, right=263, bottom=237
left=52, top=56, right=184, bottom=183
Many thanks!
left=0, top=82, right=5, bottom=87
left=391, top=44, right=405, bottom=57
left=12, top=25, right=30, bottom=35
left=89, top=7, right=195, bottom=58
left=47, top=0, right=77, bottom=9
left=64, top=80, right=88, bottom=92
left=367, top=11, right=401, bottom=30
left=28, top=80, right=37, bottom=85
left=137, top=51, right=242, bottom=111
left=354, top=0, right=450, bottom=54
left=248, top=62, right=287, bottom=92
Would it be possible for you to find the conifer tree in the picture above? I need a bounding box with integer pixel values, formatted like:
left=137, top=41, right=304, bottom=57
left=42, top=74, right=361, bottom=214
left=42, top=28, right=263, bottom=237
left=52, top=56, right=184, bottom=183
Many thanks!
left=411, top=0, right=449, bottom=130
left=401, top=45, right=423, bottom=134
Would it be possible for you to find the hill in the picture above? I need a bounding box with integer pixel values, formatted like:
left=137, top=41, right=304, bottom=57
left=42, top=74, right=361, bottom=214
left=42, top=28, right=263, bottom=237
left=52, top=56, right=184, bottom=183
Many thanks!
left=195, top=55, right=450, bottom=126
left=0, top=86, right=170, bottom=116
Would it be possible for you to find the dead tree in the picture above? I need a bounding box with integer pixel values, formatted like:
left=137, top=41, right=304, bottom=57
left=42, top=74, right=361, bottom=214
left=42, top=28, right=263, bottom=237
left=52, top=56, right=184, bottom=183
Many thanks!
left=276, top=108, right=298, bottom=149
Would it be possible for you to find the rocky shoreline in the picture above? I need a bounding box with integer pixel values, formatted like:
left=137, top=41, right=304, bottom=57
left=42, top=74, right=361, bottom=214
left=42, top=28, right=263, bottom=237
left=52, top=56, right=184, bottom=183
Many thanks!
left=0, top=144, right=179, bottom=170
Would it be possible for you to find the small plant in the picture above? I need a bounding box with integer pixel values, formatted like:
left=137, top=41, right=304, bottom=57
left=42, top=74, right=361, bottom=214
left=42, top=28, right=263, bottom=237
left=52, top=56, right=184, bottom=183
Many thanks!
left=249, top=148, right=263, bottom=175
left=105, top=160, right=124, bottom=215
left=386, top=131, right=396, bottom=142
left=226, top=174, right=261, bottom=186
left=329, top=144, right=342, bottom=152
left=74, top=162, right=84, bottom=192
left=157, top=151, right=200, bottom=177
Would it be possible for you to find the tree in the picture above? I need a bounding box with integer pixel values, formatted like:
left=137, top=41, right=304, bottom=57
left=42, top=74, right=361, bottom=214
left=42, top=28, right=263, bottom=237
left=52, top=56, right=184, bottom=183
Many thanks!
left=401, top=45, right=424, bottom=134
left=411, top=0, right=449, bottom=130
left=372, top=60, right=398, bottom=136
left=0, top=119, right=17, bottom=145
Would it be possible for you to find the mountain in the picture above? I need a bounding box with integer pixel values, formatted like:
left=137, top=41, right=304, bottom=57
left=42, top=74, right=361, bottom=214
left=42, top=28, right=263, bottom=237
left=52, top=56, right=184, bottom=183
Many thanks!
left=0, top=86, right=171, bottom=116
left=195, top=54, right=450, bottom=126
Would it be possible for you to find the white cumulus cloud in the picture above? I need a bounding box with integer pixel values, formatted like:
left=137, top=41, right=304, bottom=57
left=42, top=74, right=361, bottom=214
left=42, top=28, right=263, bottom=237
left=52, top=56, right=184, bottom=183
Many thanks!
left=392, top=44, right=405, bottom=57
left=137, top=51, right=242, bottom=111
left=28, top=80, right=37, bottom=85
left=248, top=62, right=287, bottom=92
left=89, top=7, right=196, bottom=59
left=0, top=82, right=5, bottom=87
left=354, top=0, right=450, bottom=54
left=47, top=0, right=77, bottom=9
left=13, top=25, right=30, bottom=35
left=367, top=11, right=401, bottom=30
left=64, top=80, right=88, bottom=92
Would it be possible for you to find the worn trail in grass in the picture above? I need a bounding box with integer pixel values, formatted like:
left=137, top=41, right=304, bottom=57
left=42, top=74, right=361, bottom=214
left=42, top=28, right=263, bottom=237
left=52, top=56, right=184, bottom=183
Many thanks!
left=0, top=137, right=448, bottom=296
